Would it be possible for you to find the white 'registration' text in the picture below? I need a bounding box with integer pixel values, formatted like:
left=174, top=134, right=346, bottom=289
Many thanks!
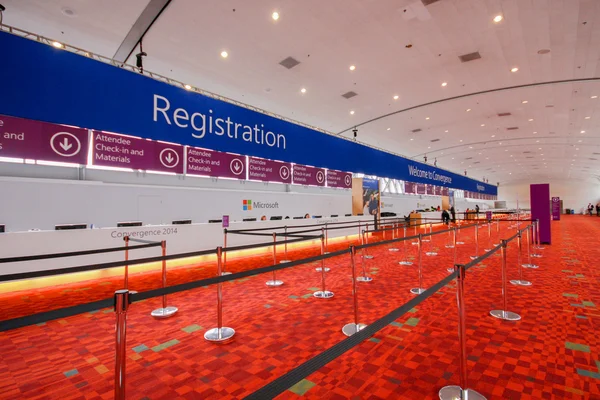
left=153, top=94, right=287, bottom=149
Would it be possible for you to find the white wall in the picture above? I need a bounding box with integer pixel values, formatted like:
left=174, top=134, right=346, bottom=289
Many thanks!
left=498, top=179, right=600, bottom=213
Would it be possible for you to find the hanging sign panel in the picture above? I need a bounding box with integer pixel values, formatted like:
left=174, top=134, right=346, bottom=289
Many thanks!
left=0, top=32, right=497, bottom=195
left=92, top=131, right=184, bottom=173
left=248, top=157, right=291, bottom=183
left=326, top=169, right=352, bottom=188
left=186, top=147, right=245, bottom=179
left=0, top=114, right=88, bottom=164
left=293, top=164, right=325, bottom=186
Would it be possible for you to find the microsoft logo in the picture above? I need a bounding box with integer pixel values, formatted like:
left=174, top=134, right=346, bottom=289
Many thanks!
left=242, top=199, right=252, bottom=211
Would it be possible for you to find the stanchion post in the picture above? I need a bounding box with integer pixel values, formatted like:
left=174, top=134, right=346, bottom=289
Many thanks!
left=490, top=240, right=521, bottom=321
left=324, top=223, right=330, bottom=254
left=342, top=246, right=367, bottom=336
left=362, top=228, right=374, bottom=259
left=151, top=241, right=178, bottom=318
left=221, top=230, right=232, bottom=275
left=280, top=226, right=291, bottom=264
left=266, top=233, right=284, bottom=286
left=389, top=222, right=399, bottom=252
left=314, top=233, right=334, bottom=298
left=399, top=225, right=413, bottom=266
left=447, top=228, right=457, bottom=273
left=522, top=224, right=538, bottom=269
left=315, top=227, right=331, bottom=272
left=439, top=265, right=487, bottom=400
left=470, top=223, right=479, bottom=260
left=205, top=247, right=236, bottom=342
left=114, top=289, right=130, bottom=400
left=510, top=232, right=532, bottom=286
left=410, top=234, right=425, bottom=294
left=123, top=236, right=130, bottom=289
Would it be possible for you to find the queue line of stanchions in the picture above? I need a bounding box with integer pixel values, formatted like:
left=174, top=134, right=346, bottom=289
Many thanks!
left=0, top=215, right=545, bottom=400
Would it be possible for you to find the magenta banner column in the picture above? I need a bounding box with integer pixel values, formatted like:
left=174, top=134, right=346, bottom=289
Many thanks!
left=530, top=183, right=551, bottom=244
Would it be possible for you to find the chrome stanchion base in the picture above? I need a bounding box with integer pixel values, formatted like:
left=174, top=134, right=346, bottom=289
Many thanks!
left=469, top=255, right=478, bottom=260
left=412, top=242, right=419, bottom=245
left=356, top=276, right=373, bottom=282
left=484, top=248, right=492, bottom=252
left=410, top=288, right=426, bottom=295
left=221, top=272, right=232, bottom=276
left=456, top=241, right=465, bottom=245
left=315, top=267, right=331, bottom=272
left=399, top=261, right=413, bottom=266
left=522, top=263, right=539, bottom=269
left=534, top=246, right=545, bottom=250
left=313, top=290, right=334, bottom=299
left=510, top=279, right=532, bottom=286
left=439, top=385, right=487, bottom=400
left=151, top=306, right=178, bottom=319
left=388, top=248, right=399, bottom=252
left=362, top=255, right=374, bottom=259
left=279, top=260, right=291, bottom=264
left=426, top=252, right=438, bottom=256
left=445, top=245, right=455, bottom=249
left=531, top=253, right=542, bottom=258
left=342, top=322, right=367, bottom=337
left=492, top=243, right=499, bottom=247
left=266, top=280, right=284, bottom=286
left=204, top=327, right=235, bottom=342
left=324, top=251, right=331, bottom=255
left=422, top=239, right=431, bottom=243
left=490, top=310, right=521, bottom=321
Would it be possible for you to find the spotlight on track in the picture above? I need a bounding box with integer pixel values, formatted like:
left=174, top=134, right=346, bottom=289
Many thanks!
left=135, top=51, right=147, bottom=71
left=352, top=128, right=358, bottom=141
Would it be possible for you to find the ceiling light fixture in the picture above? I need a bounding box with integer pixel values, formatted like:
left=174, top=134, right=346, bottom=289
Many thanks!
left=387, top=128, right=391, bottom=131
left=221, top=51, right=229, bottom=58
left=349, top=65, right=356, bottom=71
left=528, top=118, right=534, bottom=121
left=493, top=15, right=503, bottom=23
left=410, top=138, right=414, bottom=141
left=510, top=67, right=519, bottom=72
left=591, top=95, right=598, bottom=99
left=491, top=135, right=495, bottom=137
left=441, top=82, right=448, bottom=87
left=52, top=41, right=64, bottom=48
left=584, top=116, right=591, bottom=119
left=481, top=124, right=485, bottom=127
left=184, top=84, right=192, bottom=90
left=350, top=110, right=355, bottom=115
left=426, top=117, right=430, bottom=120
left=466, top=108, right=471, bottom=112
left=460, top=140, right=463, bottom=142
left=300, top=88, right=307, bottom=93
left=445, top=130, right=449, bottom=133
left=522, top=100, right=528, bottom=104
left=393, top=95, right=399, bottom=100
left=272, top=11, right=280, bottom=20
left=581, top=130, right=586, bottom=133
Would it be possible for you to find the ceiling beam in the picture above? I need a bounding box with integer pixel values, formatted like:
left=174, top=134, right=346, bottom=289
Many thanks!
left=113, top=0, right=172, bottom=64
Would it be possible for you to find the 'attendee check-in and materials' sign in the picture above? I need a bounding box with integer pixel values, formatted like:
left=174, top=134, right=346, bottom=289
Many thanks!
left=248, top=157, right=292, bottom=184
left=186, top=147, right=245, bottom=179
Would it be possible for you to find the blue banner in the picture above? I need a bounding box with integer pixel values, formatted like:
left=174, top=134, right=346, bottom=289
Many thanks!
left=0, top=31, right=497, bottom=195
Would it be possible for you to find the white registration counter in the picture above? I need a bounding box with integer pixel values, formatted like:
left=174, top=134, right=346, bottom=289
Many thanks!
left=0, top=215, right=380, bottom=277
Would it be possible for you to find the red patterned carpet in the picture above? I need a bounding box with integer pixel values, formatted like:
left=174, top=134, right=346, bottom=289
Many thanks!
left=0, top=216, right=599, bottom=399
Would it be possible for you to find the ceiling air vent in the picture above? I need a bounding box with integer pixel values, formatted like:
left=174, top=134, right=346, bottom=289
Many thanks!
left=497, top=112, right=512, bottom=117
left=465, top=157, right=473, bottom=160
left=422, top=0, right=440, bottom=5
left=411, top=128, right=422, bottom=133
left=546, top=105, right=554, bottom=108
left=506, top=127, right=519, bottom=131
left=526, top=156, right=534, bottom=159
left=430, top=139, right=440, bottom=142
left=279, top=56, right=300, bottom=69
left=473, top=161, right=480, bottom=164
left=342, top=91, right=358, bottom=99
left=458, top=51, right=481, bottom=63
left=589, top=158, right=598, bottom=161
left=592, top=152, right=600, bottom=155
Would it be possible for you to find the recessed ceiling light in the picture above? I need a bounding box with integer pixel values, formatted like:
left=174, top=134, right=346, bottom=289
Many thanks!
left=52, top=41, right=64, bottom=48
left=578, top=140, right=582, bottom=142
left=581, top=130, right=586, bottom=133
left=221, top=51, right=229, bottom=58
left=493, top=15, right=503, bottom=23
left=300, top=88, right=307, bottom=93
left=522, top=100, right=528, bottom=104
left=452, top=158, right=455, bottom=160
left=349, top=65, right=356, bottom=71
left=499, top=142, right=502, bottom=145
left=445, top=130, right=449, bottom=133
left=441, top=82, right=448, bottom=87
left=481, top=124, right=485, bottom=127
left=466, top=109, right=471, bottom=112
left=184, top=84, right=192, bottom=90
left=538, top=148, right=542, bottom=150
left=591, top=95, right=598, bottom=99
left=510, top=67, right=519, bottom=72
left=528, top=118, right=534, bottom=121
left=272, top=11, right=280, bottom=20
left=393, top=95, right=399, bottom=100
left=410, top=138, right=414, bottom=141
left=428, top=146, right=431, bottom=149
left=350, top=110, right=355, bottom=115
left=469, top=146, right=473, bottom=149
left=585, top=116, right=591, bottom=119
left=536, top=140, right=540, bottom=143
left=425, top=117, right=430, bottom=120
left=387, top=128, right=391, bottom=131
left=491, top=135, right=495, bottom=138
left=533, top=131, right=537, bottom=134
left=576, top=148, right=579, bottom=150
left=460, top=140, right=463, bottom=142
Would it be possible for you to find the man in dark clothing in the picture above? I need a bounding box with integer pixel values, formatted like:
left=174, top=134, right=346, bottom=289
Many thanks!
left=450, top=206, right=456, bottom=223
left=442, top=209, right=450, bottom=225
left=475, top=204, right=480, bottom=216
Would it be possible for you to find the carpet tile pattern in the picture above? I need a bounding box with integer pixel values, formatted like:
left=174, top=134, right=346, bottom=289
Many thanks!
left=0, top=217, right=598, bottom=399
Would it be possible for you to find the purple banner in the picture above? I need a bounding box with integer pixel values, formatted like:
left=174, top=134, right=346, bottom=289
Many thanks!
left=326, top=169, right=352, bottom=188
left=416, top=183, right=426, bottom=195
left=441, top=186, right=449, bottom=196
left=293, top=164, right=325, bottom=186
left=93, top=131, right=184, bottom=173
left=222, top=215, right=230, bottom=228
left=405, top=182, right=415, bottom=194
left=248, top=156, right=291, bottom=183
left=486, top=211, right=492, bottom=221
left=552, top=197, right=561, bottom=220
left=186, top=147, right=245, bottom=179
left=0, top=114, right=88, bottom=164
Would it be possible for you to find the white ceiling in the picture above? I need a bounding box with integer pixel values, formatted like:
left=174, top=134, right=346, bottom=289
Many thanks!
left=3, top=0, right=600, bottom=184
